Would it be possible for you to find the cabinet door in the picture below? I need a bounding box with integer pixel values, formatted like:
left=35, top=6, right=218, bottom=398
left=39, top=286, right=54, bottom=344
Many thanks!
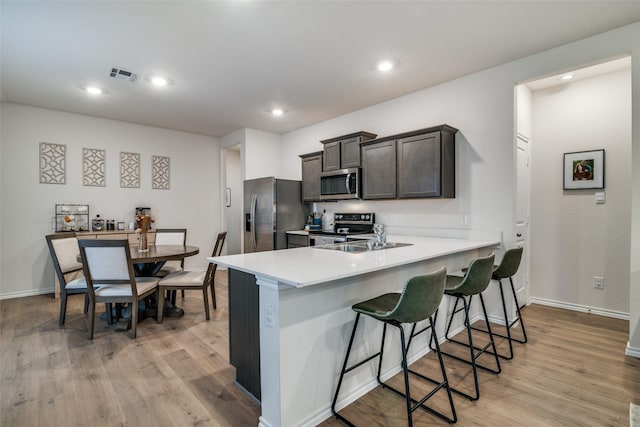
left=362, top=139, right=397, bottom=199
left=287, top=234, right=309, bottom=248
left=301, top=154, right=322, bottom=202
left=397, top=132, right=442, bottom=198
left=228, top=269, right=261, bottom=400
left=340, top=137, right=361, bottom=168
left=323, top=141, right=341, bottom=171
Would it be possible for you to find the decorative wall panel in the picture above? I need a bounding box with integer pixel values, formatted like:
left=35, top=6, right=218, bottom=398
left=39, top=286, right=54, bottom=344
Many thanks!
left=120, top=152, right=140, bottom=188
left=152, top=155, right=170, bottom=190
left=83, top=148, right=106, bottom=187
left=39, top=142, right=66, bottom=184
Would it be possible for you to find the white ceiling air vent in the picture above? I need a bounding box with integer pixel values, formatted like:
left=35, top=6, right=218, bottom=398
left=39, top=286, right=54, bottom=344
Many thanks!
left=109, top=67, right=138, bottom=82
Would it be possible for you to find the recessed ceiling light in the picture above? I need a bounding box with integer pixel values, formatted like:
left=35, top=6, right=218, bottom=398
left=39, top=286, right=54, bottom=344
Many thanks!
left=561, top=74, right=574, bottom=81
left=85, top=86, right=103, bottom=95
left=271, top=108, right=284, bottom=116
left=151, top=76, right=168, bottom=86
left=377, top=61, right=393, bottom=72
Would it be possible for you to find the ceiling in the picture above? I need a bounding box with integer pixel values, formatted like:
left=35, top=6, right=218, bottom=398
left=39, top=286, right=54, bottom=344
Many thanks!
left=2, top=1, right=640, bottom=138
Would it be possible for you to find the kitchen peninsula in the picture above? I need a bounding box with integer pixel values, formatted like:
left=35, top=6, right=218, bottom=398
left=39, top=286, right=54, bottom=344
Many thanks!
left=208, top=234, right=500, bottom=427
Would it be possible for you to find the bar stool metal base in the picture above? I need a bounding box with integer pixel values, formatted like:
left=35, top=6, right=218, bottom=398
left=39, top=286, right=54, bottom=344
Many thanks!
left=434, top=292, right=501, bottom=401
left=332, top=313, right=457, bottom=426
left=469, top=276, right=528, bottom=360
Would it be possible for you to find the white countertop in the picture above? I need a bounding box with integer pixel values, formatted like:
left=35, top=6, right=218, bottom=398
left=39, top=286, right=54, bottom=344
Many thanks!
left=285, top=230, right=309, bottom=236
left=208, top=235, right=500, bottom=288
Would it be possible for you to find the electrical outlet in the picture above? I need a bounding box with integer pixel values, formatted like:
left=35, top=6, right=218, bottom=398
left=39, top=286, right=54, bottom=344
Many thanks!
left=594, top=276, right=604, bottom=289
left=265, top=303, right=275, bottom=328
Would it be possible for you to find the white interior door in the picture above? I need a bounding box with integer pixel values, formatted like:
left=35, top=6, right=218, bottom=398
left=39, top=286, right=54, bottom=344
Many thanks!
left=515, top=134, right=530, bottom=306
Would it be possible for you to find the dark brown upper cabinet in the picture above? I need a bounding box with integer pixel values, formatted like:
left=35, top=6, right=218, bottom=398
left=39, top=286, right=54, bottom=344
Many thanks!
left=299, top=151, right=323, bottom=202
left=361, top=139, right=397, bottom=199
left=361, top=124, right=457, bottom=200
left=321, top=131, right=377, bottom=171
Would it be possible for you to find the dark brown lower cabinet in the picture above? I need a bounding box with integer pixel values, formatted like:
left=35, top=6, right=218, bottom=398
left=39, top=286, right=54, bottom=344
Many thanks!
left=228, top=269, right=261, bottom=401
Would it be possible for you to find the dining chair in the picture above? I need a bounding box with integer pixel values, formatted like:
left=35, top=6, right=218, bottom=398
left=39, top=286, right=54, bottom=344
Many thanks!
left=78, top=239, right=159, bottom=339
left=46, top=233, right=88, bottom=326
left=157, top=232, right=226, bottom=322
left=154, top=228, right=187, bottom=275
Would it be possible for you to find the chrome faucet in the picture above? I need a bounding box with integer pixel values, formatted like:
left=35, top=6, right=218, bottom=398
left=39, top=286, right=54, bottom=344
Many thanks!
left=373, top=223, right=386, bottom=248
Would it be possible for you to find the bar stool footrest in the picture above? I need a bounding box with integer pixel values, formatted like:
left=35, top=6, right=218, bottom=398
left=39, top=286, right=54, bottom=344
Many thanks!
left=382, top=377, right=457, bottom=424
left=439, top=346, right=501, bottom=375
left=440, top=340, right=502, bottom=374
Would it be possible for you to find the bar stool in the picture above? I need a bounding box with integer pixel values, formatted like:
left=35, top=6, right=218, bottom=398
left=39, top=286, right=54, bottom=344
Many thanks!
left=436, top=254, right=501, bottom=401
left=468, top=246, right=527, bottom=360
left=331, top=267, right=457, bottom=426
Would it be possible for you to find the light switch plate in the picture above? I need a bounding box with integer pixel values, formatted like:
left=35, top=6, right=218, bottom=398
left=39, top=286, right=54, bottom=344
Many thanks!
left=595, top=192, right=605, bottom=204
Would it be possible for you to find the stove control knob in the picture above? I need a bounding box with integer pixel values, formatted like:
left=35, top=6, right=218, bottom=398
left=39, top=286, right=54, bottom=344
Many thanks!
left=364, top=214, right=369, bottom=220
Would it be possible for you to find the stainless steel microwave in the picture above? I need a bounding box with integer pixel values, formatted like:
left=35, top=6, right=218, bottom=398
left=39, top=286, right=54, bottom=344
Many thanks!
left=320, top=168, right=361, bottom=200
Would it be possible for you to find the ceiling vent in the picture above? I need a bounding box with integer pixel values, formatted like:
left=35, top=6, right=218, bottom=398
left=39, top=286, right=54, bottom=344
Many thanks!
left=109, top=67, right=138, bottom=82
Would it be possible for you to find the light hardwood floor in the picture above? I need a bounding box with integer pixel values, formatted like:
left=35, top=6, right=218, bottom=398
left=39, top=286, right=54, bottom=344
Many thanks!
left=2, top=271, right=639, bottom=426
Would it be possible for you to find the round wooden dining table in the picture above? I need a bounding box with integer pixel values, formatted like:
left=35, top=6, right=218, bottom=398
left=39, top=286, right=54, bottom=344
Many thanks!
left=129, top=244, right=200, bottom=319
left=130, top=244, right=200, bottom=276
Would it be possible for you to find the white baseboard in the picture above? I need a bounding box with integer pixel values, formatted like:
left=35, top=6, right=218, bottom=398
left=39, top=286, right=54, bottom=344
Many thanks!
left=0, top=287, right=54, bottom=300
left=626, top=343, right=640, bottom=359
left=530, top=297, right=629, bottom=320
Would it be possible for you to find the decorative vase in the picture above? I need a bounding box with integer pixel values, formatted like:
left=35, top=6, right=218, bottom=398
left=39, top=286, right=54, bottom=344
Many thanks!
left=138, top=232, right=149, bottom=252
left=135, top=214, right=153, bottom=252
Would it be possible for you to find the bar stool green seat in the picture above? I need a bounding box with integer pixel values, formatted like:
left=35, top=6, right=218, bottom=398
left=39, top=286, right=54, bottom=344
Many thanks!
left=466, top=246, right=527, bottom=360
left=435, top=253, right=501, bottom=401
left=331, top=267, right=457, bottom=426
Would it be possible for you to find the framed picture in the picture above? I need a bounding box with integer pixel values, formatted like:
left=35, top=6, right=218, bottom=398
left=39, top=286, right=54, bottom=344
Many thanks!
left=563, top=149, right=605, bottom=190
left=117, top=222, right=125, bottom=231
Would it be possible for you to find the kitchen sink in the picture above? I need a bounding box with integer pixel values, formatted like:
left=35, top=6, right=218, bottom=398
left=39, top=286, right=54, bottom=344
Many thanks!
left=315, top=241, right=413, bottom=253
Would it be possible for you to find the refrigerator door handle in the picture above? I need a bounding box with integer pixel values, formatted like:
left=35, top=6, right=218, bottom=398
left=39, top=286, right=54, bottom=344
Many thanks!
left=251, top=194, right=258, bottom=249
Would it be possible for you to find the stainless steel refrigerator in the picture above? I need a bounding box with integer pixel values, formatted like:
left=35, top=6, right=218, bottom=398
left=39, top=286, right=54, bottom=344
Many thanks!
left=243, top=177, right=307, bottom=253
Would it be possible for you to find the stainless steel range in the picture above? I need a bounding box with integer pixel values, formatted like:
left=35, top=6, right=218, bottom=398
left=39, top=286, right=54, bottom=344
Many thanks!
left=310, top=212, right=375, bottom=245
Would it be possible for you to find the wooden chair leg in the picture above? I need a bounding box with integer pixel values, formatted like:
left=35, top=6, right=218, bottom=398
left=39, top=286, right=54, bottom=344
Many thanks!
left=157, top=288, right=166, bottom=323
left=181, top=289, right=185, bottom=299
left=130, top=298, right=138, bottom=339
left=87, top=302, right=95, bottom=340
left=211, top=282, right=217, bottom=310
left=59, top=292, right=68, bottom=326
left=105, top=303, right=113, bottom=324
left=203, top=286, right=210, bottom=320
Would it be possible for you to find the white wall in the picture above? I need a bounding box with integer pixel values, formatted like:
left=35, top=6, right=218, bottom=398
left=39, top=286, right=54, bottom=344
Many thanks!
left=277, top=23, right=640, bottom=351
left=225, top=149, right=242, bottom=254
left=244, top=128, right=282, bottom=180
left=221, top=127, right=284, bottom=253
left=530, top=68, right=631, bottom=315
left=0, top=103, right=220, bottom=298
left=280, top=50, right=532, bottom=250
left=630, top=50, right=640, bottom=356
